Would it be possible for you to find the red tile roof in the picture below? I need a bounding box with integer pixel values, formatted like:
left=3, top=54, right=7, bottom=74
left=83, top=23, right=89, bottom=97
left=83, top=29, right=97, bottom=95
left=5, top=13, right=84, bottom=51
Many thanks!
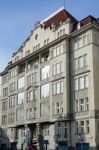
left=72, top=15, right=96, bottom=32
left=44, top=9, right=78, bottom=29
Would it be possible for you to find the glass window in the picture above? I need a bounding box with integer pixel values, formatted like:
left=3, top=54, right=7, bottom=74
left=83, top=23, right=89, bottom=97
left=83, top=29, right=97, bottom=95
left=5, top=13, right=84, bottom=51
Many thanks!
left=85, top=75, right=89, bottom=88
left=86, top=120, right=90, bottom=133
left=52, top=65, right=56, bottom=76
left=60, top=45, right=64, bottom=54
left=17, top=92, right=24, bottom=105
left=41, top=83, right=49, bottom=98
left=56, top=82, right=60, bottom=94
left=56, top=102, right=60, bottom=114
left=80, top=121, right=85, bottom=133
left=56, top=63, right=60, bottom=74
left=41, top=66, right=49, bottom=80
left=53, top=48, right=56, bottom=57
left=75, top=100, right=79, bottom=112
left=60, top=62, right=63, bottom=73
left=74, top=58, right=78, bottom=70
left=78, top=56, right=84, bottom=68
left=75, top=79, right=78, bottom=91
left=79, top=38, right=83, bottom=48
left=85, top=97, right=89, bottom=111
left=60, top=81, right=63, bottom=93
left=80, top=99, right=85, bottom=111
left=79, top=77, right=84, bottom=89
left=56, top=46, right=60, bottom=56
left=53, top=84, right=56, bottom=95
left=84, top=54, right=87, bottom=66
left=16, top=109, right=24, bottom=121
left=76, top=122, right=79, bottom=134
left=18, top=77, right=24, bottom=89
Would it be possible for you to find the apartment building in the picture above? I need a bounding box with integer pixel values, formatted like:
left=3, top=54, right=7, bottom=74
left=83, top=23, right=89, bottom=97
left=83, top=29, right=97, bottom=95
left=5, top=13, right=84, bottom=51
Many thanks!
left=0, top=7, right=99, bottom=150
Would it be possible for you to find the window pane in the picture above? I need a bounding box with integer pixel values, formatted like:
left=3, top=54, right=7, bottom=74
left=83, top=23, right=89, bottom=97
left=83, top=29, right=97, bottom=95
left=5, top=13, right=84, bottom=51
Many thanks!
left=85, top=75, right=89, bottom=88
left=56, top=82, right=60, bottom=94
left=18, top=77, right=24, bottom=89
left=79, top=77, right=84, bottom=89
left=75, top=79, right=78, bottom=91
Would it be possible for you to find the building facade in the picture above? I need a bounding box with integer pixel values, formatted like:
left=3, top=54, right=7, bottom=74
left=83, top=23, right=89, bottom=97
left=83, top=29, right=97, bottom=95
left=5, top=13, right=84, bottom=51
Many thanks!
left=0, top=7, right=99, bottom=150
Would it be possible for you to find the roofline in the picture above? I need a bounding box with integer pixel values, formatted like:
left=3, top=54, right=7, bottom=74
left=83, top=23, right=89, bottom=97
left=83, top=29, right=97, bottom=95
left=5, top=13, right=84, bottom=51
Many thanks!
left=41, top=6, right=65, bottom=24
left=71, top=23, right=99, bottom=37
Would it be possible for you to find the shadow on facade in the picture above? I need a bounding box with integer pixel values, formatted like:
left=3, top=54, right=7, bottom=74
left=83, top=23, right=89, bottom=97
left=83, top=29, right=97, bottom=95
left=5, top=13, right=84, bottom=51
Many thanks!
left=0, top=127, right=16, bottom=150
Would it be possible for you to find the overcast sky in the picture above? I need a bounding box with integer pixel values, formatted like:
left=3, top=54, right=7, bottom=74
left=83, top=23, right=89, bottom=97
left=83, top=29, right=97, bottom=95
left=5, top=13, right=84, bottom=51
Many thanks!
left=0, top=0, right=99, bottom=72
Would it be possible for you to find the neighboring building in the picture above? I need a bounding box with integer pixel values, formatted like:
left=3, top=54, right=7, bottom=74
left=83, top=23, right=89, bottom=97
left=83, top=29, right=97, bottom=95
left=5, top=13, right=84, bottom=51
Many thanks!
left=0, top=6, right=99, bottom=150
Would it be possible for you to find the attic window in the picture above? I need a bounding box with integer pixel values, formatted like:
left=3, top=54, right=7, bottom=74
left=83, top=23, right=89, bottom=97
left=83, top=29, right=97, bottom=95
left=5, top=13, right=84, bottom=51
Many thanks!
left=35, top=34, right=38, bottom=40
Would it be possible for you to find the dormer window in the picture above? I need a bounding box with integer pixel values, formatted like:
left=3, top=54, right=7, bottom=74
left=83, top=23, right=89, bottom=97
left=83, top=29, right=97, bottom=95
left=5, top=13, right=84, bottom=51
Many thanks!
left=77, top=22, right=81, bottom=30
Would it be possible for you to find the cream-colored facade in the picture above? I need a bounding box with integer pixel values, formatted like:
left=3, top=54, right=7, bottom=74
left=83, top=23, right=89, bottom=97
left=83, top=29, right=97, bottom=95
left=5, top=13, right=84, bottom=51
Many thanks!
left=0, top=7, right=99, bottom=150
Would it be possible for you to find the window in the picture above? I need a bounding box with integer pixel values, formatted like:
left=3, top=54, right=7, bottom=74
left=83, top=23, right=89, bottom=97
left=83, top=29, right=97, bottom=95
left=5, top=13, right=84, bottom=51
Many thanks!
left=75, top=79, right=78, bottom=91
left=76, top=122, right=79, bottom=134
left=8, top=113, right=15, bottom=123
left=57, top=123, right=61, bottom=139
left=40, top=103, right=49, bottom=117
left=41, top=53, right=49, bottom=63
left=25, top=50, right=30, bottom=56
left=74, top=54, right=88, bottom=70
left=64, top=123, right=68, bottom=138
left=34, top=90, right=37, bottom=100
left=16, top=108, right=24, bottom=121
left=52, top=44, right=64, bottom=58
left=78, top=56, right=84, bottom=68
left=3, top=87, right=8, bottom=97
left=52, top=62, right=64, bottom=76
left=74, top=58, right=78, bottom=70
left=9, top=68, right=17, bottom=78
left=44, top=38, right=49, bottom=45
left=2, top=75, right=8, bottom=84
left=79, top=77, right=84, bottom=89
left=9, top=82, right=16, bottom=92
left=80, top=121, right=85, bottom=133
left=41, top=66, right=49, bottom=80
left=75, top=75, right=89, bottom=91
left=17, top=92, right=24, bottom=105
left=2, top=115, right=7, bottom=124
left=75, top=100, right=79, bottom=112
left=2, top=101, right=7, bottom=111
left=27, top=72, right=37, bottom=86
left=27, top=90, right=33, bottom=102
left=53, top=101, right=63, bottom=115
left=9, top=96, right=15, bottom=108
left=57, top=29, right=65, bottom=38
left=85, top=98, right=89, bottom=111
left=26, top=108, right=36, bottom=119
left=75, top=97, right=89, bottom=112
left=74, top=35, right=87, bottom=50
left=85, top=75, right=89, bottom=88
left=52, top=81, right=63, bottom=95
left=18, top=77, right=24, bottom=89
left=56, top=102, right=60, bottom=114
left=86, top=120, right=90, bottom=133
left=80, top=99, right=85, bottom=111
left=41, top=83, right=49, bottom=98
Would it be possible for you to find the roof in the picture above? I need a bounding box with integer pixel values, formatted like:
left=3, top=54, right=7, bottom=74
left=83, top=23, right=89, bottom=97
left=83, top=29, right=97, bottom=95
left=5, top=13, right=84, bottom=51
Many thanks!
left=72, top=15, right=97, bottom=32
left=44, top=8, right=78, bottom=28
